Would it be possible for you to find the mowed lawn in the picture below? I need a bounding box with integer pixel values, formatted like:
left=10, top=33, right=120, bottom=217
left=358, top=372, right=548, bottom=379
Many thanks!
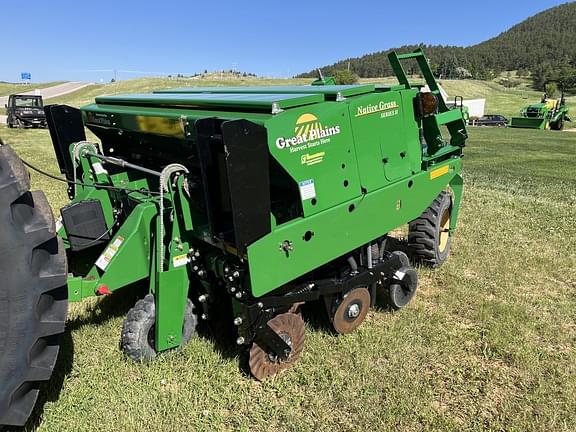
left=0, top=124, right=575, bottom=431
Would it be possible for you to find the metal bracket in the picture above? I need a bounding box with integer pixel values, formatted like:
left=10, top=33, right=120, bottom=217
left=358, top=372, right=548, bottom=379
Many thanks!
left=253, top=321, right=292, bottom=361
left=271, top=102, right=284, bottom=115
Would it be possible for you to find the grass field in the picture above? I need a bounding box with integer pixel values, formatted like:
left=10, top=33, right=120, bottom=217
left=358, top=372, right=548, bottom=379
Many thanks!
left=0, top=120, right=574, bottom=431
left=0, top=82, right=64, bottom=97
left=17, top=75, right=574, bottom=128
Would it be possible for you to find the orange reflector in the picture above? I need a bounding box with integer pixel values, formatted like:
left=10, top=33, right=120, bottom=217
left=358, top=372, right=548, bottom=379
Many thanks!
left=430, top=165, right=450, bottom=180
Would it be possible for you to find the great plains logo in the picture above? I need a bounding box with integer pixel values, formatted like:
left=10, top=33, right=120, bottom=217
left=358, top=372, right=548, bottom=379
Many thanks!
left=276, top=113, right=341, bottom=152
left=355, top=100, right=399, bottom=118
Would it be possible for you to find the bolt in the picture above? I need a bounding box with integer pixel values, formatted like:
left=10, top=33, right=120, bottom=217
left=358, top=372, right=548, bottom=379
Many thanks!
left=233, top=317, right=243, bottom=326
left=236, top=337, right=245, bottom=345
left=174, top=237, right=180, bottom=243
left=235, top=292, right=242, bottom=299
left=197, top=270, right=205, bottom=277
left=257, top=302, right=264, bottom=308
left=201, top=313, right=208, bottom=320
left=193, top=265, right=199, bottom=271
left=233, top=270, right=240, bottom=278
left=348, top=303, right=360, bottom=319
left=177, top=245, right=184, bottom=251
left=224, top=266, right=230, bottom=273
left=194, top=251, right=200, bottom=257
left=230, top=286, right=236, bottom=293
left=198, top=294, right=208, bottom=303
left=308, top=283, right=315, bottom=289
left=228, top=276, right=234, bottom=282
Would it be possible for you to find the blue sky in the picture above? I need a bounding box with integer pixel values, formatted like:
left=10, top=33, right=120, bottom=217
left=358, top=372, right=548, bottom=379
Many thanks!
left=1, top=0, right=570, bottom=82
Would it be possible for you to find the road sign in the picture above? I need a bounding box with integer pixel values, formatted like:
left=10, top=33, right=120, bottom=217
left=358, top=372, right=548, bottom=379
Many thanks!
left=21, top=72, right=31, bottom=80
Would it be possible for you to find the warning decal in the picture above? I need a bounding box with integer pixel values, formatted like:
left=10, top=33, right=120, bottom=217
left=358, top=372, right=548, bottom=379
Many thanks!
left=95, top=236, right=125, bottom=271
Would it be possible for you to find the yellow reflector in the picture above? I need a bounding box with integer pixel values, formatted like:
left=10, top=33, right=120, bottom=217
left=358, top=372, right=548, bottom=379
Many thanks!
left=430, top=165, right=450, bottom=179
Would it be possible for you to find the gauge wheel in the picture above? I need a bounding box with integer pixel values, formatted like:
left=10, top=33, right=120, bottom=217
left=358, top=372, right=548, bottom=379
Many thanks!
left=121, top=294, right=198, bottom=363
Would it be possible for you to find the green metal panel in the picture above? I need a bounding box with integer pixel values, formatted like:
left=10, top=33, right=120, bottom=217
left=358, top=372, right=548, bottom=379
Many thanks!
left=509, top=117, right=547, bottom=129
left=155, top=268, right=189, bottom=351
left=95, top=93, right=324, bottom=111
left=154, top=84, right=376, bottom=99
left=265, top=102, right=362, bottom=217
left=247, top=159, right=461, bottom=297
left=93, top=203, right=156, bottom=289
left=344, top=90, right=420, bottom=191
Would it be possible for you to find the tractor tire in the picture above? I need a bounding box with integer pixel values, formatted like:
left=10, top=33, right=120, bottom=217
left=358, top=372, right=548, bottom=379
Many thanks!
left=121, top=294, right=198, bottom=363
left=0, top=145, right=68, bottom=427
left=408, top=191, right=453, bottom=268
left=551, top=118, right=564, bottom=131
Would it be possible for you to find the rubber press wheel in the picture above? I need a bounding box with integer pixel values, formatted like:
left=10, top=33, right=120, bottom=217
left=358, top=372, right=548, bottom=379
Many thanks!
left=380, top=266, right=419, bottom=310
left=408, top=191, right=453, bottom=267
left=0, top=145, right=68, bottom=427
left=121, top=294, right=198, bottom=363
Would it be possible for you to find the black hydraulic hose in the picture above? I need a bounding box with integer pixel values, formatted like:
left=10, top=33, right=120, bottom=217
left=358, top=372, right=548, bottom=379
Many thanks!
left=74, top=217, right=118, bottom=248
left=20, top=158, right=159, bottom=195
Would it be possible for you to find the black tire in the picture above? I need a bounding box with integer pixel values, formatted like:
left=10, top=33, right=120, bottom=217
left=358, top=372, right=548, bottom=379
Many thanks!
left=550, top=118, right=564, bottom=131
left=391, top=250, right=410, bottom=268
left=0, top=145, right=68, bottom=427
left=121, top=294, right=198, bottom=363
left=408, top=191, right=453, bottom=267
left=380, top=266, right=418, bottom=310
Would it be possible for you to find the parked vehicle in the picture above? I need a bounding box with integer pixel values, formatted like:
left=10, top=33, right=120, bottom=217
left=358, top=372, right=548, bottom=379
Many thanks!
left=475, top=114, right=508, bottom=127
left=5, top=94, right=47, bottom=128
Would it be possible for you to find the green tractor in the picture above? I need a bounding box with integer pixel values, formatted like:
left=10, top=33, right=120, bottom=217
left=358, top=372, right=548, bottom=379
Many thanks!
left=0, top=49, right=467, bottom=427
left=510, top=86, right=570, bottom=130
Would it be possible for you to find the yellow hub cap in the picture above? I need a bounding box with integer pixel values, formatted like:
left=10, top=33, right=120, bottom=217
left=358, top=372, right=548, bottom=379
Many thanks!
left=438, top=208, right=451, bottom=253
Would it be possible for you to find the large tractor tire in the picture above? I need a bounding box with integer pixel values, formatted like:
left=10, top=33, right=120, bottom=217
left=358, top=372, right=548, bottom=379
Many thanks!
left=408, top=191, right=453, bottom=268
left=0, top=145, right=68, bottom=427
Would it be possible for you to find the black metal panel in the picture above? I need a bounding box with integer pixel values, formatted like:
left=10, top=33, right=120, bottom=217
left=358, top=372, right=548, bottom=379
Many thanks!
left=221, top=119, right=271, bottom=256
left=193, top=117, right=226, bottom=238
left=45, top=105, right=86, bottom=198
left=60, top=199, right=110, bottom=251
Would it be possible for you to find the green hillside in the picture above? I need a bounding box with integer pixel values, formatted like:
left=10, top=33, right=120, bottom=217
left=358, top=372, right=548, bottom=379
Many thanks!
left=0, top=81, right=64, bottom=96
